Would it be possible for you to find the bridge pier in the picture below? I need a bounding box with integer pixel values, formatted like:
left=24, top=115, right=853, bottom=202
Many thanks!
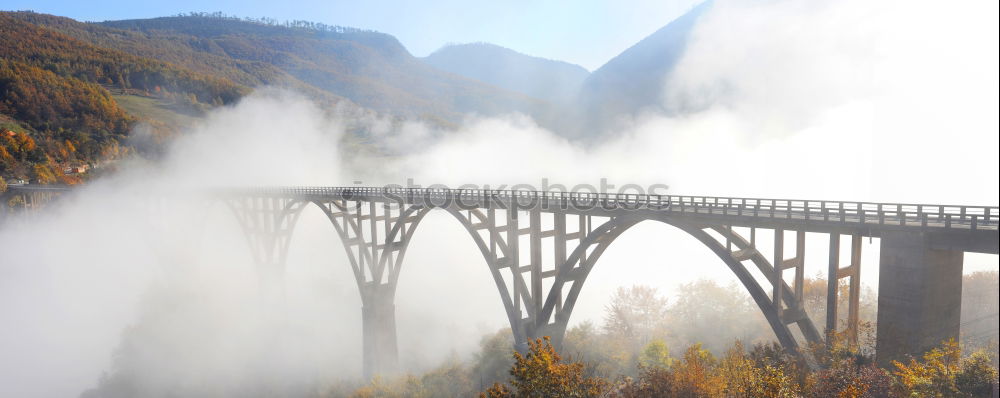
left=876, top=231, right=964, bottom=365
left=826, top=233, right=862, bottom=344
left=513, top=318, right=570, bottom=353
left=361, top=283, right=399, bottom=379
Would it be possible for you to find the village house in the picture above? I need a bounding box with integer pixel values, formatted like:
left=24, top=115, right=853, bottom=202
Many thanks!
left=63, top=164, right=89, bottom=175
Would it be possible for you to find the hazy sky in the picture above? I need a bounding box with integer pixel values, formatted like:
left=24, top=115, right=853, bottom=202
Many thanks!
left=3, top=0, right=704, bottom=71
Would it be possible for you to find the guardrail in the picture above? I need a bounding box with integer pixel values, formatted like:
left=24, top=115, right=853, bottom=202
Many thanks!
left=231, top=186, right=1000, bottom=231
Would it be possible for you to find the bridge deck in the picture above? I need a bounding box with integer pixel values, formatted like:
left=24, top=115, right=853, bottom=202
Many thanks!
left=238, top=187, right=998, bottom=253
left=235, top=187, right=998, bottom=230
left=7, top=185, right=998, bottom=252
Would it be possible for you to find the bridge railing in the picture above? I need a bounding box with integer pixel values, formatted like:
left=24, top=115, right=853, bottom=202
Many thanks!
left=660, top=195, right=998, bottom=230
left=235, top=186, right=998, bottom=231
left=15, top=185, right=993, bottom=231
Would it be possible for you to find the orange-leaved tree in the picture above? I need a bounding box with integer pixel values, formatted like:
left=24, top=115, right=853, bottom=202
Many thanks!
left=480, top=336, right=608, bottom=398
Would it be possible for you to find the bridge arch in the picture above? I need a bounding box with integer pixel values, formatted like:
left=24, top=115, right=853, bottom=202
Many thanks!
left=218, top=197, right=533, bottom=377
left=217, top=196, right=387, bottom=290
left=382, top=206, right=521, bottom=326
left=374, top=206, right=822, bottom=355
left=537, top=215, right=821, bottom=352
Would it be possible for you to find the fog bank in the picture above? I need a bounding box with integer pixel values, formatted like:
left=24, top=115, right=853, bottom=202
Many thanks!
left=1, top=0, right=997, bottom=396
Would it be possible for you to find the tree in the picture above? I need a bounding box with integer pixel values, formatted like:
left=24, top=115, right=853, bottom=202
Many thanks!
left=667, top=279, right=772, bottom=353
left=419, top=358, right=477, bottom=397
left=472, top=328, right=516, bottom=390
left=480, top=337, right=608, bottom=398
left=892, top=339, right=1000, bottom=397
left=955, top=350, right=999, bottom=397
left=807, top=357, right=895, bottom=397
left=961, top=271, right=999, bottom=351
left=563, top=320, right=633, bottom=377
left=32, top=163, right=58, bottom=184
left=669, top=343, right=725, bottom=397
left=893, top=339, right=963, bottom=397
left=638, top=339, right=672, bottom=370
left=603, top=285, right=668, bottom=345
left=611, top=365, right=673, bottom=397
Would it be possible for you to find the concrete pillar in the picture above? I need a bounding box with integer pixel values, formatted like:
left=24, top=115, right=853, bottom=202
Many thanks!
left=876, top=231, right=964, bottom=365
left=513, top=320, right=531, bottom=354
left=361, top=284, right=398, bottom=379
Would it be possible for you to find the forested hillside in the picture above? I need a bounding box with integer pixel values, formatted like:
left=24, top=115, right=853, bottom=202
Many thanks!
left=8, top=12, right=551, bottom=123
left=0, top=11, right=561, bottom=184
left=0, top=11, right=528, bottom=183
left=97, top=14, right=551, bottom=121
left=0, top=13, right=249, bottom=184
left=6, top=12, right=345, bottom=106
left=0, top=60, right=130, bottom=181
left=0, top=15, right=245, bottom=106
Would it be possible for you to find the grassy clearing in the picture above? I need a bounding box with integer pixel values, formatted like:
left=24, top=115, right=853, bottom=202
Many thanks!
left=112, top=94, right=202, bottom=128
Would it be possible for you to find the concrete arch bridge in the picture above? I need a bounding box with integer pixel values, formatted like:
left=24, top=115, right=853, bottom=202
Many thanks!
left=4, top=185, right=998, bottom=378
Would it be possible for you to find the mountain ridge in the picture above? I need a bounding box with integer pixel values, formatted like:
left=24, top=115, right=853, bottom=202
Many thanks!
left=1, top=6, right=713, bottom=182
left=574, top=1, right=712, bottom=135
left=8, top=12, right=553, bottom=123
left=422, top=42, right=589, bottom=104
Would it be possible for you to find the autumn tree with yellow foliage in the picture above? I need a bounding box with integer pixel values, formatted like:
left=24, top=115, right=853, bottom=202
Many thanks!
left=894, top=339, right=998, bottom=397
left=481, top=337, right=608, bottom=398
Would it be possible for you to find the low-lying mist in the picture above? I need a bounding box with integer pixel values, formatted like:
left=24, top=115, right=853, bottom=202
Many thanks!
left=2, top=0, right=997, bottom=396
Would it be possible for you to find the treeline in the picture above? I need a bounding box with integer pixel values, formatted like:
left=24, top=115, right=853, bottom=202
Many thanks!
left=4, top=11, right=291, bottom=88
left=334, top=336, right=998, bottom=397
left=334, top=275, right=997, bottom=397
left=470, top=337, right=997, bottom=397
left=163, top=11, right=379, bottom=35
